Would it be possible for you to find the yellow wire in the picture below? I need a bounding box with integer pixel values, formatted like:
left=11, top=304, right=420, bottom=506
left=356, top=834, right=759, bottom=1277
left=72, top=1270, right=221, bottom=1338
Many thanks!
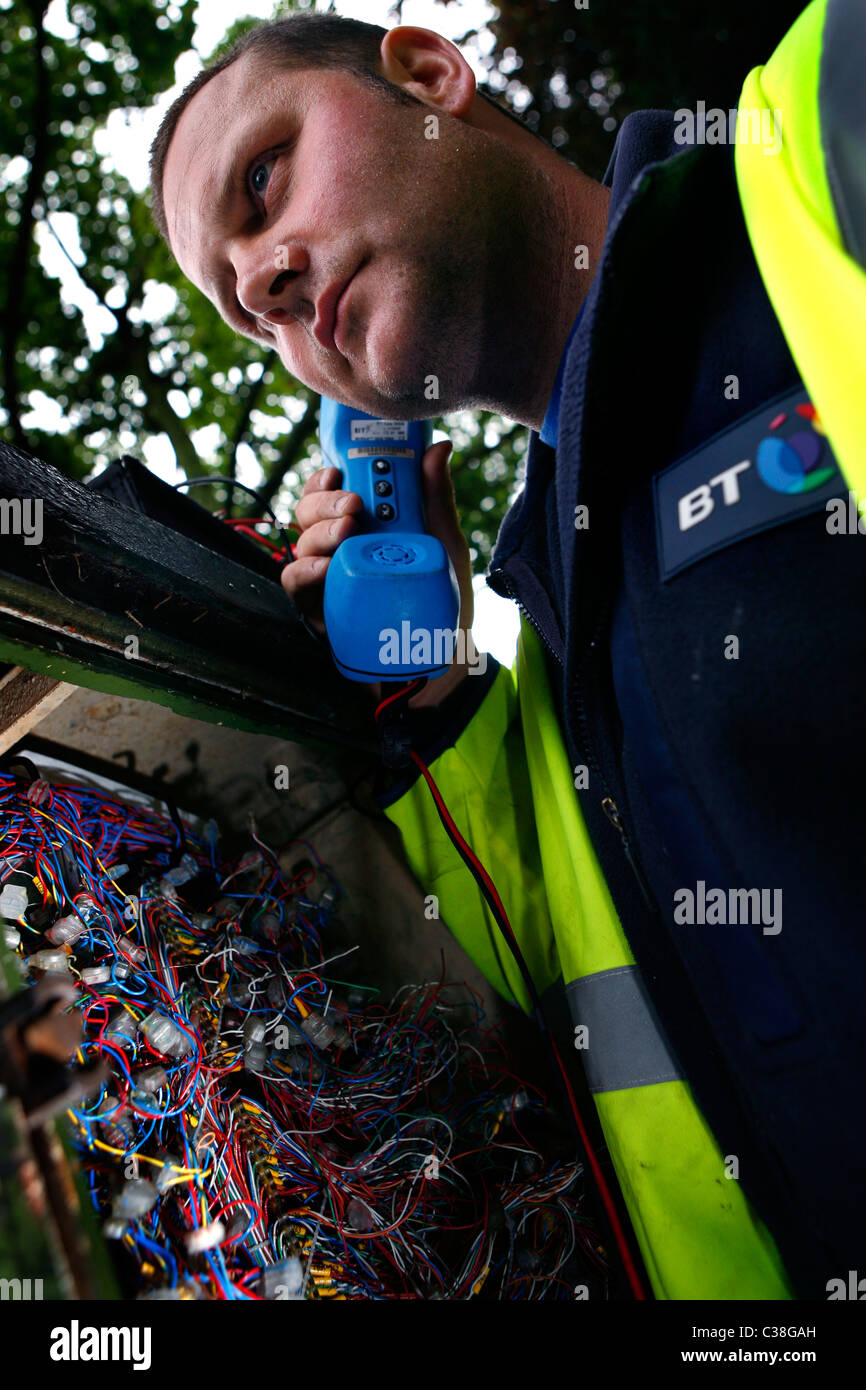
left=28, top=805, right=133, bottom=906
left=65, top=1118, right=210, bottom=1180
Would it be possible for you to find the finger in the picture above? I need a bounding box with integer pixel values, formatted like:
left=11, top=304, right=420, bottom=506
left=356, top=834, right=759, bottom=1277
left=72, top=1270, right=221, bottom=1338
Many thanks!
left=302, top=465, right=342, bottom=496
left=293, top=512, right=359, bottom=560
left=294, top=485, right=363, bottom=533
left=281, top=553, right=329, bottom=609
left=281, top=551, right=328, bottom=590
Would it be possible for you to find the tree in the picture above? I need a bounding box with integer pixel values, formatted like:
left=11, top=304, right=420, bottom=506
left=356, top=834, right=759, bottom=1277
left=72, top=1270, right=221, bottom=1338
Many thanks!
left=483, top=0, right=806, bottom=179
left=1, top=0, right=196, bottom=475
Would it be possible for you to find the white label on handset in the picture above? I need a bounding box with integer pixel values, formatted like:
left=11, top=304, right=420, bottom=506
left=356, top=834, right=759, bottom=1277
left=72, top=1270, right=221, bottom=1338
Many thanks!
left=350, top=420, right=409, bottom=441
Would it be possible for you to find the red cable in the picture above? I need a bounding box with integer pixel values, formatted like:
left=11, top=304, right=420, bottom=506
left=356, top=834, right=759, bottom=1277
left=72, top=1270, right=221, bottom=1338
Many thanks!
left=398, top=722, right=647, bottom=1300
left=547, top=1031, right=646, bottom=1300
left=374, top=678, right=426, bottom=720
left=409, top=750, right=511, bottom=925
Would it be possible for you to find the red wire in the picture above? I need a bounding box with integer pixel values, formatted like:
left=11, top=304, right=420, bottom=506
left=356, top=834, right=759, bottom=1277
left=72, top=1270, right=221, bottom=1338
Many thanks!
left=547, top=1031, right=646, bottom=1300
left=402, top=731, right=648, bottom=1301
left=374, top=678, right=426, bottom=719
left=409, top=750, right=511, bottom=925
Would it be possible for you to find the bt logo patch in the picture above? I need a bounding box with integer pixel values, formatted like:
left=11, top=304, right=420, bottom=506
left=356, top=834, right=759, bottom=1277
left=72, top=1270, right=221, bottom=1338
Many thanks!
left=756, top=402, right=836, bottom=494
left=654, top=387, right=843, bottom=580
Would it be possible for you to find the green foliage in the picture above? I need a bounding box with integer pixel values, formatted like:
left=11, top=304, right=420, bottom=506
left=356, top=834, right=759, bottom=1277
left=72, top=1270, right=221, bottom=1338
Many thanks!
left=1, top=0, right=197, bottom=474
left=485, top=0, right=807, bottom=179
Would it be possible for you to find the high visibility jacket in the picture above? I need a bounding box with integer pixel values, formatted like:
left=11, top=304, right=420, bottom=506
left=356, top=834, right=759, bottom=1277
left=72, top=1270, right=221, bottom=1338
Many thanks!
left=379, top=0, right=866, bottom=1300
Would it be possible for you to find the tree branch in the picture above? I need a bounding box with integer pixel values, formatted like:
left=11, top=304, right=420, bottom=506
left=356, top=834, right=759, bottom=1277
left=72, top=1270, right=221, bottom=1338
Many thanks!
left=3, top=1, right=51, bottom=449
left=225, top=350, right=276, bottom=515
left=46, top=229, right=200, bottom=479
left=252, top=400, right=313, bottom=513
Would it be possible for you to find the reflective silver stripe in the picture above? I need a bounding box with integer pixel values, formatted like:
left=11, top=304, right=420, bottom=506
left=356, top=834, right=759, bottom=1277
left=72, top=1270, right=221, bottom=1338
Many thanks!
left=566, top=965, right=683, bottom=1093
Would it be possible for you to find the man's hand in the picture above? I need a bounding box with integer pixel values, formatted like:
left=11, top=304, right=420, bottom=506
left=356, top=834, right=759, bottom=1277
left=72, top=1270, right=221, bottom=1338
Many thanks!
left=281, top=440, right=477, bottom=709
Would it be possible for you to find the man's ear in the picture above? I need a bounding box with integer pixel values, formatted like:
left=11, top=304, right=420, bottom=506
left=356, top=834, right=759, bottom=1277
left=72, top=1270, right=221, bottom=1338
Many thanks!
left=378, top=26, right=476, bottom=118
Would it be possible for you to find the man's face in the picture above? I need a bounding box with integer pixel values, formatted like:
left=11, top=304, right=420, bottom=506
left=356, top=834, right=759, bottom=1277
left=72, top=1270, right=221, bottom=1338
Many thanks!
left=161, top=50, right=512, bottom=417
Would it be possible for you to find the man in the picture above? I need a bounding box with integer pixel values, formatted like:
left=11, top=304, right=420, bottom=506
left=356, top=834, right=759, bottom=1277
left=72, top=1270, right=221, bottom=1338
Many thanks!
left=150, top=6, right=866, bottom=1299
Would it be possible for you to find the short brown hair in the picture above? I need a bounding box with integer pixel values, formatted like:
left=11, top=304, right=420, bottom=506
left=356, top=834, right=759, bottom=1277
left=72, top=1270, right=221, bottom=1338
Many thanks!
left=149, top=11, right=542, bottom=245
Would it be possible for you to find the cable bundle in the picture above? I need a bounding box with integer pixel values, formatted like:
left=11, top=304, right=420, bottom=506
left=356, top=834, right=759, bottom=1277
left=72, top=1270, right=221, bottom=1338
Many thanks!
left=0, top=767, right=606, bottom=1300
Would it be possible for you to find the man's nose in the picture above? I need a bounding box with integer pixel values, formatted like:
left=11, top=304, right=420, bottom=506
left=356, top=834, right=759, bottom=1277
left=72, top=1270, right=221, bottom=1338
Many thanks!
left=234, top=239, right=310, bottom=325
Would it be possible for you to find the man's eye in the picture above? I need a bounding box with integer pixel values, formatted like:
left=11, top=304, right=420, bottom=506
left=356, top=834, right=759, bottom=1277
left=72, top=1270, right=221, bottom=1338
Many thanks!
left=248, top=158, right=274, bottom=201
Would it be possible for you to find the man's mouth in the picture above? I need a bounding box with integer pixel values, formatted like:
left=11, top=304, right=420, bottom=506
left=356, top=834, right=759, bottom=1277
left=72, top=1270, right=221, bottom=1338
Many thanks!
left=312, top=278, right=346, bottom=353
left=333, top=276, right=353, bottom=354
left=313, top=258, right=366, bottom=355
left=334, top=257, right=370, bottom=354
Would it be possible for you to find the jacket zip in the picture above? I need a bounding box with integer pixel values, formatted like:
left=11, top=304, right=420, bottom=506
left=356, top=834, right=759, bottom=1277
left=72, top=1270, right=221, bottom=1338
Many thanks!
left=571, top=605, right=659, bottom=915
left=487, top=566, right=564, bottom=667
left=600, top=796, right=657, bottom=913
left=489, top=569, right=658, bottom=913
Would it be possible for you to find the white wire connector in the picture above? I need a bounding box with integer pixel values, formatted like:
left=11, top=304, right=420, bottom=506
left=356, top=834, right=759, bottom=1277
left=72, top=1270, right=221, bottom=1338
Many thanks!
left=185, top=1221, right=225, bottom=1254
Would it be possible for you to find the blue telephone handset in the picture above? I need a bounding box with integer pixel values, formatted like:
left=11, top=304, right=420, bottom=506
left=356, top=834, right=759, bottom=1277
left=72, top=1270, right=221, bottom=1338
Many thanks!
left=319, top=397, right=460, bottom=682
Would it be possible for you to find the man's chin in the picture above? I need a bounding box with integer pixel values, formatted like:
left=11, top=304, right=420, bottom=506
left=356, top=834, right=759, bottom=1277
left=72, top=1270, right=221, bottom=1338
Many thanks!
left=361, top=353, right=461, bottom=419
left=357, top=366, right=432, bottom=419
